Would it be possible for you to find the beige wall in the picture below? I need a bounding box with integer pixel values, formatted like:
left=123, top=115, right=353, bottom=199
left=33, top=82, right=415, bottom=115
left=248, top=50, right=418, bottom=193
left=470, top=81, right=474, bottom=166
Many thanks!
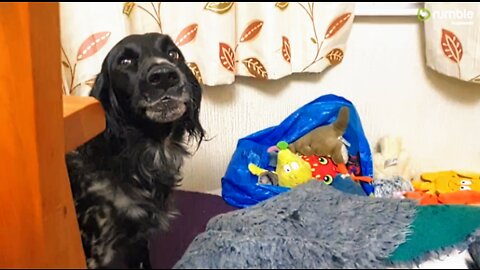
left=180, top=16, right=480, bottom=193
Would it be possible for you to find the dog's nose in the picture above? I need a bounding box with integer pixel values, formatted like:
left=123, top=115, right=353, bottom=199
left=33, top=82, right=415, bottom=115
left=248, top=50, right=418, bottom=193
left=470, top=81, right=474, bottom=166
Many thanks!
left=147, top=66, right=180, bottom=88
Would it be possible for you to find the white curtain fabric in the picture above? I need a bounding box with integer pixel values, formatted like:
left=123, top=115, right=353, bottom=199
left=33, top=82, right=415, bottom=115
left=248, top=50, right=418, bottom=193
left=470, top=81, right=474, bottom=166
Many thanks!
left=424, top=3, right=480, bottom=84
left=60, top=2, right=356, bottom=95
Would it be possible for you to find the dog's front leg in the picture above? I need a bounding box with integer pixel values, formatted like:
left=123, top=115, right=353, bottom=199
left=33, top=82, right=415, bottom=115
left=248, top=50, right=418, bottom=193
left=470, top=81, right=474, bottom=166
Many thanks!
left=126, top=239, right=151, bottom=269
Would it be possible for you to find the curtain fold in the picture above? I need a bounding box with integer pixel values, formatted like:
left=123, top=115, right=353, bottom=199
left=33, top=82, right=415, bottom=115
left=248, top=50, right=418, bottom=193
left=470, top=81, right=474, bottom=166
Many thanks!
left=60, top=2, right=356, bottom=95
left=424, top=3, right=480, bottom=84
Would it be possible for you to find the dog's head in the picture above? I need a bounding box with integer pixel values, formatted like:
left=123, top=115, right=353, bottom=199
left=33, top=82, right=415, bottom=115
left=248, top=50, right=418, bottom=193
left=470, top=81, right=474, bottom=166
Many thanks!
left=91, top=33, right=204, bottom=144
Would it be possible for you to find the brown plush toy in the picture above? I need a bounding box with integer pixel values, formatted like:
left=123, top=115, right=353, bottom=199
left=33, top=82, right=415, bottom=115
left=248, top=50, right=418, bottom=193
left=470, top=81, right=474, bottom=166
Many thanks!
left=288, top=106, right=350, bottom=164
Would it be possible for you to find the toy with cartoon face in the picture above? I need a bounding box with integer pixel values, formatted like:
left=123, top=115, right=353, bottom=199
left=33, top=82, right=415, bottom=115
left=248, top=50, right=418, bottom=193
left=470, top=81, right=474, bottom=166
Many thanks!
left=412, top=171, right=480, bottom=194
left=249, top=141, right=373, bottom=189
left=300, top=155, right=341, bottom=185
left=276, top=143, right=313, bottom=188
left=248, top=141, right=313, bottom=188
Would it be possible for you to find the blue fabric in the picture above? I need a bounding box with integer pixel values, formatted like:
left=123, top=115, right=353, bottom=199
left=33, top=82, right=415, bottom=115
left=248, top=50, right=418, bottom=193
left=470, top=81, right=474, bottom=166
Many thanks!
left=221, top=94, right=373, bottom=208
left=331, top=175, right=367, bottom=196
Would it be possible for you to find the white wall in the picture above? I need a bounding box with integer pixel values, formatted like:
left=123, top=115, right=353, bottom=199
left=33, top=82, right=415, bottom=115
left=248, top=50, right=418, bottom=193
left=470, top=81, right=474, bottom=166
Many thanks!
left=180, top=16, right=480, bottom=193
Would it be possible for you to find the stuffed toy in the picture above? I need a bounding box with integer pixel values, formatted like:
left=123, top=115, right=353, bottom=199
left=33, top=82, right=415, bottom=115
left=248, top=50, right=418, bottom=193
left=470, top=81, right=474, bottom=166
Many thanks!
left=371, top=136, right=415, bottom=198
left=252, top=106, right=373, bottom=189
left=250, top=141, right=372, bottom=189
left=404, top=189, right=480, bottom=205
left=261, top=143, right=348, bottom=187
left=300, top=155, right=341, bottom=184
left=261, top=149, right=349, bottom=186
left=403, top=189, right=480, bottom=206
left=401, top=171, right=480, bottom=205
left=248, top=141, right=312, bottom=188
left=412, top=171, right=480, bottom=195
left=373, top=136, right=415, bottom=181
left=288, top=106, right=350, bottom=164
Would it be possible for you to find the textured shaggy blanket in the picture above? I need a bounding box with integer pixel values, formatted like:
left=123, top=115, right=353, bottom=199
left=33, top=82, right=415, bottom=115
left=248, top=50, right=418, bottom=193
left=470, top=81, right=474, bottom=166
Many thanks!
left=174, top=180, right=480, bottom=269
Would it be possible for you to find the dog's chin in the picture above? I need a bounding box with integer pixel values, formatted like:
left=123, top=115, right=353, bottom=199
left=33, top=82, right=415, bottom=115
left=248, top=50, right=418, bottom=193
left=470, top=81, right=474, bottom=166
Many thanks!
left=145, top=100, right=187, bottom=123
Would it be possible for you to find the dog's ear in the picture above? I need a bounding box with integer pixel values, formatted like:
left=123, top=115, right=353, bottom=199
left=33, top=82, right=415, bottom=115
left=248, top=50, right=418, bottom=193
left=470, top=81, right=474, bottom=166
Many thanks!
left=183, top=70, right=205, bottom=147
left=90, top=60, right=124, bottom=139
left=90, top=60, right=111, bottom=104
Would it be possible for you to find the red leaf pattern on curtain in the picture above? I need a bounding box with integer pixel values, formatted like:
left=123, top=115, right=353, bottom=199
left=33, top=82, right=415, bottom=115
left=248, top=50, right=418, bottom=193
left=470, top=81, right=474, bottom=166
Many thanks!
left=282, top=36, right=291, bottom=63
left=77, top=32, right=111, bottom=61
left=242, top=58, right=268, bottom=79
left=175, top=24, right=199, bottom=46
left=219, top=42, right=235, bottom=72
left=441, top=29, right=463, bottom=63
left=240, top=20, right=264, bottom=42
left=325, top=13, right=351, bottom=39
left=61, top=3, right=357, bottom=90
left=326, top=48, right=344, bottom=65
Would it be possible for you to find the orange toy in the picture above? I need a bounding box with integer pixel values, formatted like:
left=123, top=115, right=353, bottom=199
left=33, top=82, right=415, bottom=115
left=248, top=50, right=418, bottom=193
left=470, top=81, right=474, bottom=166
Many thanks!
left=406, top=170, right=480, bottom=205
left=404, top=190, right=480, bottom=206
left=412, top=171, right=480, bottom=194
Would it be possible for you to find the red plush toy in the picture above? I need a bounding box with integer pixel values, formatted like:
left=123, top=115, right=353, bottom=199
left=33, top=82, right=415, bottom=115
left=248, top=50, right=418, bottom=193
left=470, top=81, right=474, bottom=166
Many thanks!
left=300, top=155, right=342, bottom=184
left=300, top=155, right=372, bottom=184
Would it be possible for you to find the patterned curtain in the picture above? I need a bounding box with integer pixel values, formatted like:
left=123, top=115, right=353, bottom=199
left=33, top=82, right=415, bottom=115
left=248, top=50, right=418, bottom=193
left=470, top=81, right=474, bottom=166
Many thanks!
left=60, top=2, right=355, bottom=95
left=423, top=3, right=480, bottom=84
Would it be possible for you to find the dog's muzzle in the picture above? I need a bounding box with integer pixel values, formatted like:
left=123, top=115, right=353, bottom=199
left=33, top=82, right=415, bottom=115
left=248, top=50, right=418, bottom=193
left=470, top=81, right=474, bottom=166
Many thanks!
left=139, top=59, right=189, bottom=123
left=147, top=64, right=180, bottom=90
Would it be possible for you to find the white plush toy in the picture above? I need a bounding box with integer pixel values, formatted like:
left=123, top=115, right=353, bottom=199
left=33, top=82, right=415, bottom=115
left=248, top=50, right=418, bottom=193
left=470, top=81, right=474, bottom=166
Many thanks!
left=373, top=136, right=415, bottom=182
left=372, top=136, right=416, bottom=198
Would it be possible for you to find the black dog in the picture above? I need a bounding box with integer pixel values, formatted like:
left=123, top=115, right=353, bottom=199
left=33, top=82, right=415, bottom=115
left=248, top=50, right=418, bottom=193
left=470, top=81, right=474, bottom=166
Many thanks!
left=66, top=33, right=205, bottom=269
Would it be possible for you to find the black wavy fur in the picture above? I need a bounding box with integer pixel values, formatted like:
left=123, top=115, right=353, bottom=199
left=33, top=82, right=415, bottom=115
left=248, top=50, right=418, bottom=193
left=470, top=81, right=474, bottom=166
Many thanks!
left=66, top=33, right=205, bottom=269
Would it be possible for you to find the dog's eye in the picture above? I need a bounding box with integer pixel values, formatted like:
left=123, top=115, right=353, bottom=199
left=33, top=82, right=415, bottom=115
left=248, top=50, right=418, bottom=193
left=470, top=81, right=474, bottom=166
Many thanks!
left=120, top=58, right=133, bottom=66
left=168, top=50, right=180, bottom=60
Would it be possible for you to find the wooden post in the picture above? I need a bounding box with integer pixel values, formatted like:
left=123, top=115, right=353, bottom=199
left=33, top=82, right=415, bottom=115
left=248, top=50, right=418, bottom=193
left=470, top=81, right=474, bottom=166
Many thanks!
left=0, top=3, right=86, bottom=268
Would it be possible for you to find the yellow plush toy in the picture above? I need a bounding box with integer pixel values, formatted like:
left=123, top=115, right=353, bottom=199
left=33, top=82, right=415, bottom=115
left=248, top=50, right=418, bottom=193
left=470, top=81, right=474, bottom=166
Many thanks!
left=248, top=141, right=313, bottom=188
left=412, top=171, right=480, bottom=195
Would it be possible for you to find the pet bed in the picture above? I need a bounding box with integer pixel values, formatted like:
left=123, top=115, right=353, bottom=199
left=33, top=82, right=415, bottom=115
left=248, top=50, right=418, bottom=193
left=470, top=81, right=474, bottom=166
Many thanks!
left=173, top=181, right=480, bottom=269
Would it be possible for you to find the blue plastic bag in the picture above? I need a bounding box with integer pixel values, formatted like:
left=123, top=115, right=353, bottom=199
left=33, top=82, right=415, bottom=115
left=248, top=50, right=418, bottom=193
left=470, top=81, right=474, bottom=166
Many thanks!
left=221, top=94, right=373, bottom=208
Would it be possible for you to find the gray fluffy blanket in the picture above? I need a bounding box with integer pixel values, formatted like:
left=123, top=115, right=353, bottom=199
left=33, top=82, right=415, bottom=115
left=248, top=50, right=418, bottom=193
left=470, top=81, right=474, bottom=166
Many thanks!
left=173, top=180, right=420, bottom=269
